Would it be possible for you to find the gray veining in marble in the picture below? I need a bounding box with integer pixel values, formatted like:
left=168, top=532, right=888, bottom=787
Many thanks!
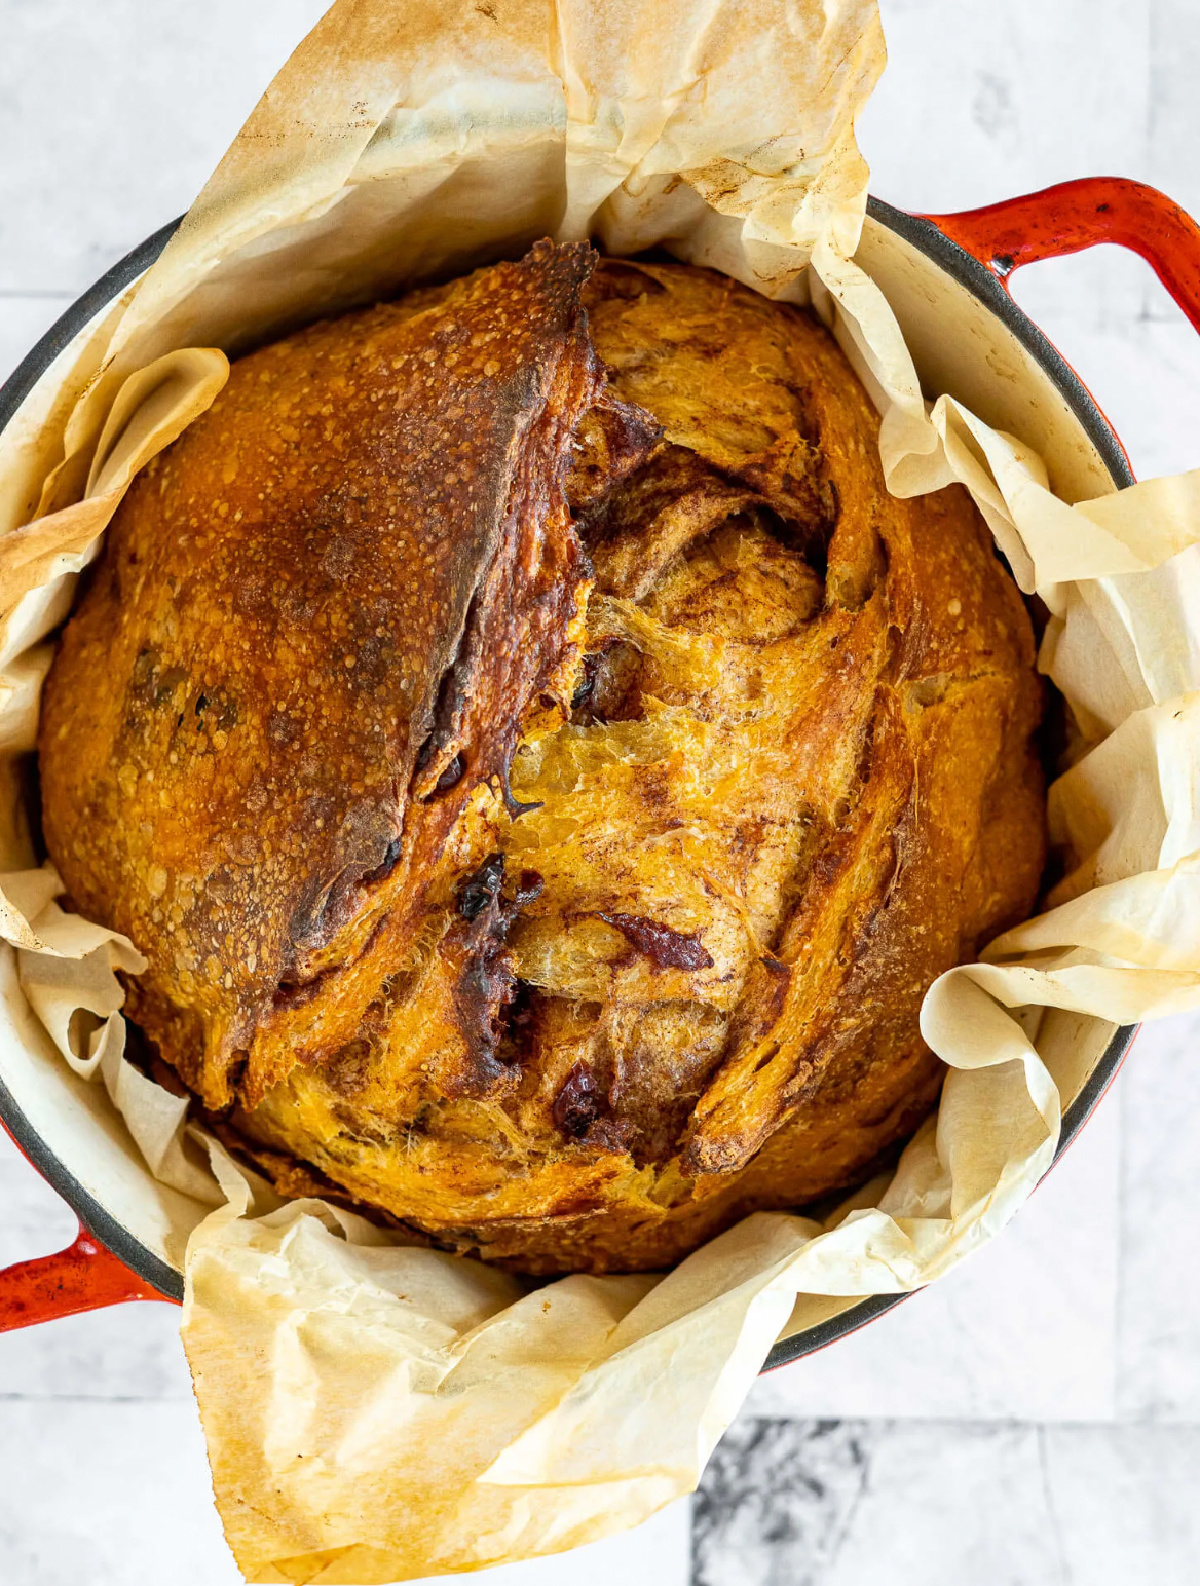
left=695, top=1418, right=1200, bottom=1586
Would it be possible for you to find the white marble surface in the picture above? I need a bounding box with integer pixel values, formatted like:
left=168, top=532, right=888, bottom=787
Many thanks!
left=2, top=2, right=1200, bottom=1582
left=694, top=1418, right=1200, bottom=1586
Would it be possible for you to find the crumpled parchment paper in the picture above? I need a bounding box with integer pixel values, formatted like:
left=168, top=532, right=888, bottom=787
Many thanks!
left=2, top=1, right=1200, bottom=1581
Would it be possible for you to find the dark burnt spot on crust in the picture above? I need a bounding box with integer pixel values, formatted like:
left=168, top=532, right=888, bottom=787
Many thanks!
left=450, top=941, right=518, bottom=1093
left=570, top=641, right=642, bottom=726
left=598, top=911, right=715, bottom=971
left=553, top=1060, right=602, bottom=1138
left=359, top=835, right=404, bottom=888
left=124, top=647, right=194, bottom=736
left=433, top=754, right=464, bottom=793
left=501, top=977, right=537, bottom=1045
left=444, top=857, right=545, bottom=1095
left=457, top=853, right=506, bottom=920
left=570, top=653, right=602, bottom=715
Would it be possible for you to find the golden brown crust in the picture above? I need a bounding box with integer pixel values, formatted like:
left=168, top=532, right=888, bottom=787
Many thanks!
left=39, top=250, right=1046, bottom=1274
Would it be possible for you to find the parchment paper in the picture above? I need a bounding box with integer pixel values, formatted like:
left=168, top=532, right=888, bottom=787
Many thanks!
left=2, top=2, right=1200, bottom=1582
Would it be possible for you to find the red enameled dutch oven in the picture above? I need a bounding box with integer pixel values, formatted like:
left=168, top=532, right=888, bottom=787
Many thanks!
left=0, top=176, right=1197, bottom=1362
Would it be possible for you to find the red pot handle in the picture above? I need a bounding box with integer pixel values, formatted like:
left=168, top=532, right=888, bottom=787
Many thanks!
left=0, top=1123, right=174, bottom=1331
left=922, top=176, right=1200, bottom=335
left=0, top=1218, right=169, bottom=1332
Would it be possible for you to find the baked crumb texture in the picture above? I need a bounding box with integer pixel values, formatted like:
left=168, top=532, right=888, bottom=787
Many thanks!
left=38, top=245, right=1046, bottom=1274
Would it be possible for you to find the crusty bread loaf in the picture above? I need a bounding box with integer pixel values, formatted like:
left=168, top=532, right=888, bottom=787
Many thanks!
left=38, top=244, right=1045, bottom=1273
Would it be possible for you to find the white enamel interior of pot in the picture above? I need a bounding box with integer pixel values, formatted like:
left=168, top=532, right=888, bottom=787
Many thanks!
left=854, top=212, right=1121, bottom=1130
left=0, top=214, right=1123, bottom=1281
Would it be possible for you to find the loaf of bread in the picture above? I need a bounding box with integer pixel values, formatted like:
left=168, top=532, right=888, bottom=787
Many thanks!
left=38, top=242, right=1046, bottom=1272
